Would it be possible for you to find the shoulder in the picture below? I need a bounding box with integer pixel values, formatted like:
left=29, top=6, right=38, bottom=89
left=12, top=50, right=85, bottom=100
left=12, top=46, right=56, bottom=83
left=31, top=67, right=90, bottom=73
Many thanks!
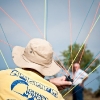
left=79, top=69, right=88, bottom=76
left=0, top=69, right=12, bottom=73
left=78, top=69, right=85, bottom=73
left=78, top=69, right=83, bottom=72
left=0, top=69, right=12, bottom=80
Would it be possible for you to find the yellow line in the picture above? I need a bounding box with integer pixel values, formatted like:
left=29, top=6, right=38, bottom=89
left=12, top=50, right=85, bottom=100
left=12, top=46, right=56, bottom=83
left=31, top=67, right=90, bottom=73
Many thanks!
left=63, top=64, right=100, bottom=98
left=0, top=50, right=9, bottom=69
left=68, top=14, right=100, bottom=71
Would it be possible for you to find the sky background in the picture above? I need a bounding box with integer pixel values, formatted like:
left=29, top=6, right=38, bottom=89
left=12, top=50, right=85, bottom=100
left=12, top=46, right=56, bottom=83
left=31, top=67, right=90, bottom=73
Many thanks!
left=0, top=0, right=100, bottom=92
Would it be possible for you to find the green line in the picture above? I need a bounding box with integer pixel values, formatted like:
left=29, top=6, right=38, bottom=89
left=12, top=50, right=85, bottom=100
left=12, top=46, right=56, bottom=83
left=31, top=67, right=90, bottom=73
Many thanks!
left=0, top=24, right=12, bottom=52
left=63, top=64, right=100, bottom=98
left=68, top=14, right=100, bottom=71
left=44, top=0, right=47, bottom=40
left=0, top=50, right=9, bottom=69
left=63, top=85, right=77, bottom=97
left=89, top=64, right=100, bottom=75
left=74, top=0, right=95, bottom=43
left=67, top=0, right=95, bottom=65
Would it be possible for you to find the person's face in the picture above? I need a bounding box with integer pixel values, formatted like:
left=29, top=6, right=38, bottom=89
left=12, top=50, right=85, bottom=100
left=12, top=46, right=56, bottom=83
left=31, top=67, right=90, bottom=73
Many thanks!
left=73, top=63, right=80, bottom=71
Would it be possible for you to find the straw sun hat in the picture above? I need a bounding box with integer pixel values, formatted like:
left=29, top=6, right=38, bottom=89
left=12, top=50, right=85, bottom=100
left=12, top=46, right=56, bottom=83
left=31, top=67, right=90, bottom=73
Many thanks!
left=12, top=38, right=61, bottom=76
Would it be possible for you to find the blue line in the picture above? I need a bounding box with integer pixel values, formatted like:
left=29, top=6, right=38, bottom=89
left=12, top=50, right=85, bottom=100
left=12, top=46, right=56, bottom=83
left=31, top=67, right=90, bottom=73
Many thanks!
left=0, top=24, right=12, bottom=52
left=67, top=0, right=95, bottom=65
left=83, top=51, right=100, bottom=70
left=74, top=0, right=95, bottom=44
left=74, top=51, right=100, bottom=84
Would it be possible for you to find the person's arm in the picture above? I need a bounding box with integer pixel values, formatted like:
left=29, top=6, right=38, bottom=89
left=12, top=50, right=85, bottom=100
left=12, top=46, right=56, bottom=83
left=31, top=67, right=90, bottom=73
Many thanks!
left=49, top=76, right=72, bottom=90
left=79, top=76, right=88, bottom=87
left=79, top=69, right=88, bottom=87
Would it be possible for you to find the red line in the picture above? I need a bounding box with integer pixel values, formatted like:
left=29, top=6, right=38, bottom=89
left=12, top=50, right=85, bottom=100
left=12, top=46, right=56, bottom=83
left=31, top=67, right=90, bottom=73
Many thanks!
left=79, top=2, right=100, bottom=64
left=68, top=0, right=73, bottom=77
left=54, top=52, right=70, bottom=76
left=0, top=39, right=13, bottom=48
left=74, top=54, right=100, bottom=84
left=0, top=7, right=32, bottom=39
left=90, top=2, right=100, bottom=29
left=20, top=0, right=44, bottom=38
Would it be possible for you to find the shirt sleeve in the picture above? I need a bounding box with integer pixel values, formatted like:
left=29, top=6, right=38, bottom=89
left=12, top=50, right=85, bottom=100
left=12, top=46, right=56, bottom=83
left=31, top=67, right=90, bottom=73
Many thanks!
left=81, top=70, right=88, bottom=78
left=0, top=70, right=4, bottom=79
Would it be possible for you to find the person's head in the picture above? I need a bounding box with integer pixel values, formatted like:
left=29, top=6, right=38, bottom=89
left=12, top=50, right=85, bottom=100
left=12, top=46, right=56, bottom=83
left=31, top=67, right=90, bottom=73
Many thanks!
left=73, top=63, right=80, bottom=72
left=12, top=38, right=61, bottom=77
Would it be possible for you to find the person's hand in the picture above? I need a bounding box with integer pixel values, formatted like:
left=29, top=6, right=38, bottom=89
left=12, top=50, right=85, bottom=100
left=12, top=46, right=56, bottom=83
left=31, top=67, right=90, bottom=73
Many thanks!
left=49, top=76, right=72, bottom=90
left=79, top=83, right=84, bottom=87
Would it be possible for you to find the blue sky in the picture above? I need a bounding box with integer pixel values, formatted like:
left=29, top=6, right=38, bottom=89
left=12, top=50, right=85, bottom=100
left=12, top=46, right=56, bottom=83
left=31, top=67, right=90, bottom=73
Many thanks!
left=0, top=0, right=100, bottom=92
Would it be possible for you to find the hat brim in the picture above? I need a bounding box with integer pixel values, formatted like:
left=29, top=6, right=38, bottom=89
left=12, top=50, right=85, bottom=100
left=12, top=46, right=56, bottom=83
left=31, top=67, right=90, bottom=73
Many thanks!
left=12, top=46, right=61, bottom=76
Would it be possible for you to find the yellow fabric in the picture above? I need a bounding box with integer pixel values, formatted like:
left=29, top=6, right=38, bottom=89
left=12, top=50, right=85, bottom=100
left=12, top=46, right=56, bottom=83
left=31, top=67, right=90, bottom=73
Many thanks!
left=0, top=68, right=64, bottom=100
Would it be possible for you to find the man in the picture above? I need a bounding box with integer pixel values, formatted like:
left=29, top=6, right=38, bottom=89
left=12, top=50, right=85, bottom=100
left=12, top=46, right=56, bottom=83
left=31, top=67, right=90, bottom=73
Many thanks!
left=0, top=38, right=72, bottom=100
left=72, top=63, right=88, bottom=100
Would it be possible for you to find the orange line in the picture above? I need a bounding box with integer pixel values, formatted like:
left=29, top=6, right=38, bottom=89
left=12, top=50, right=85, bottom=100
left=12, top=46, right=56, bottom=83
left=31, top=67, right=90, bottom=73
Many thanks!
left=90, top=2, right=100, bottom=29
left=74, top=54, right=100, bottom=84
left=54, top=52, right=70, bottom=76
left=20, top=0, right=70, bottom=76
left=0, top=7, right=32, bottom=39
left=68, top=0, right=73, bottom=78
left=78, top=44, right=86, bottom=64
left=68, top=0, right=73, bottom=57
left=79, top=3, right=100, bottom=63
left=0, top=38, right=70, bottom=76
left=54, top=60, right=70, bottom=76
left=85, top=54, right=100, bottom=71
left=20, top=0, right=44, bottom=38
left=0, top=39, right=13, bottom=48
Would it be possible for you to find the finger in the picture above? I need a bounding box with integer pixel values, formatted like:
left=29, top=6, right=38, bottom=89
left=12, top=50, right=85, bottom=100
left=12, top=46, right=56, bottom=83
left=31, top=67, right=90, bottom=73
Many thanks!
left=60, top=81, right=72, bottom=86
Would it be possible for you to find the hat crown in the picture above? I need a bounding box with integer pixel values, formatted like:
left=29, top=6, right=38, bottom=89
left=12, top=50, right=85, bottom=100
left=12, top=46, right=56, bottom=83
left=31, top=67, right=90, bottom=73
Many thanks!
left=12, top=38, right=61, bottom=76
left=24, top=38, right=53, bottom=66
